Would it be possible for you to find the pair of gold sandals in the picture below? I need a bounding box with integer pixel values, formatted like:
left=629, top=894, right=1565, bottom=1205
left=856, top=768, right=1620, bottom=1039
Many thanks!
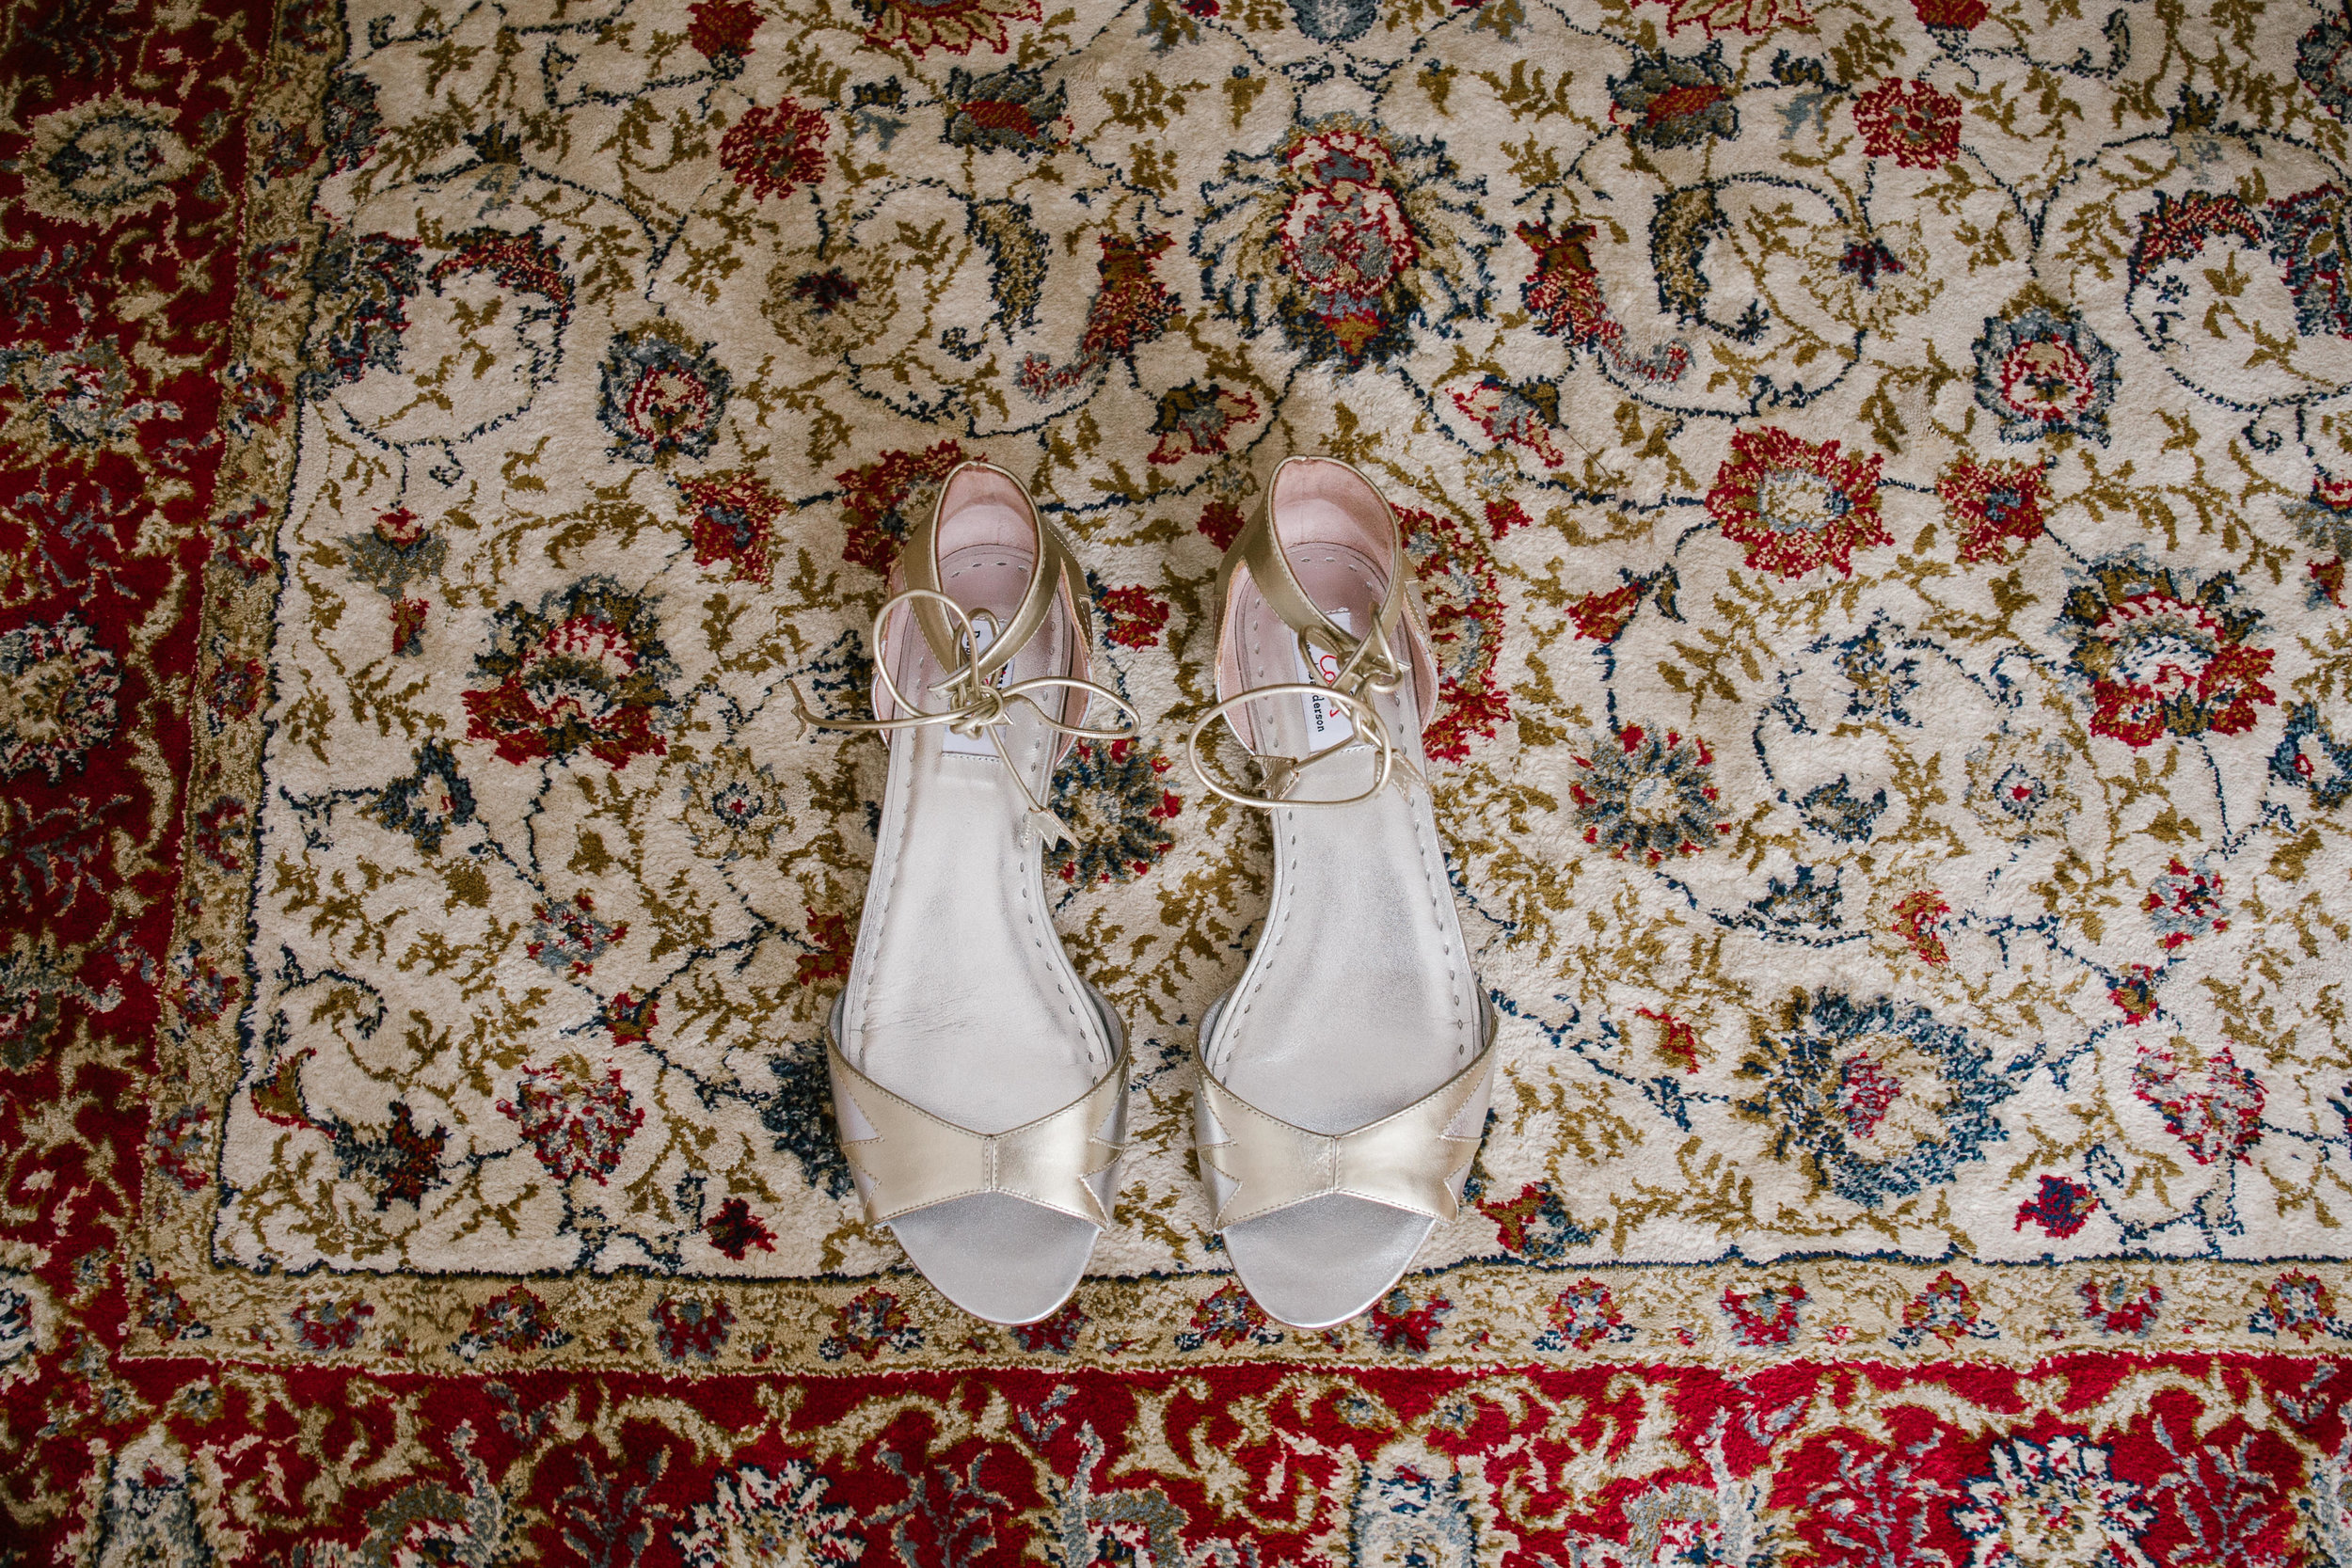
left=798, top=457, right=1495, bottom=1329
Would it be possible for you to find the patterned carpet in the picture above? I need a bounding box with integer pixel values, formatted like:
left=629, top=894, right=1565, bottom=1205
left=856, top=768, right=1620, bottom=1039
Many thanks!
left=12, top=0, right=2352, bottom=1553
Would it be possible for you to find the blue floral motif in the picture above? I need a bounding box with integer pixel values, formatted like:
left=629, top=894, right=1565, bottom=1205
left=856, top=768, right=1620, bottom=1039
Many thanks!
left=1950, top=1436, right=2149, bottom=1566
left=1972, top=306, right=2119, bottom=445
left=299, top=229, right=421, bottom=401
left=2300, top=10, right=2352, bottom=121
left=1736, top=990, right=2013, bottom=1209
left=1046, top=739, right=1179, bottom=886
left=0, top=1278, right=33, bottom=1367
left=321, top=70, right=382, bottom=171
left=2249, top=1271, right=2352, bottom=1341
left=758, top=1041, right=854, bottom=1199
left=1836, top=622, right=1922, bottom=724
left=1797, top=776, right=1885, bottom=842
left=1291, top=0, right=1376, bottom=41
left=368, top=739, right=477, bottom=856
left=525, top=892, right=626, bottom=978
left=596, top=325, right=731, bottom=463
left=2270, top=185, right=2352, bottom=340
left=89, top=1438, right=214, bottom=1567
left=1349, top=1454, right=1477, bottom=1565
left=1611, top=43, right=1739, bottom=150
left=2272, top=702, right=2352, bottom=810
left=1738, top=864, right=1844, bottom=932
left=677, top=1463, right=866, bottom=1568
left=1571, top=723, right=1730, bottom=865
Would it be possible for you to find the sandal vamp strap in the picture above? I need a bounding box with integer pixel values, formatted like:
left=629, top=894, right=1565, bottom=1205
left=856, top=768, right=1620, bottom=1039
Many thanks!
left=1196, top=1043, right=1495, bottom=1229
left=827, top=1041, right=1127, bottom=1228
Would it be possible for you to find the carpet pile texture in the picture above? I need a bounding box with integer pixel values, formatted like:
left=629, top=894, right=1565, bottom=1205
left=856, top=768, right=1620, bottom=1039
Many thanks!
left=10, top=0, right=2352, bottom=1554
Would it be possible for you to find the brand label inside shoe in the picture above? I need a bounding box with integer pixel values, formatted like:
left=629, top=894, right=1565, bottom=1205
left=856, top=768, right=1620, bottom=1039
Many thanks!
left=1295, top=608, right=1356, bottom=749
left=940, top=616, right=1001, bottom=757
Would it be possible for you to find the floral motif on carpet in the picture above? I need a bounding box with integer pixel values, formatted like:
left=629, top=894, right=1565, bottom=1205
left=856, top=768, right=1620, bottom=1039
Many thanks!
left=11, top=0, right=2352, bottom=1550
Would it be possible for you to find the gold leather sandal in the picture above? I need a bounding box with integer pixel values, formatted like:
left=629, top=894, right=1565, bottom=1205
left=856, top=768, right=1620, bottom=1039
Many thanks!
left=795, top=460, right=1137, bottom=1324
left=1185, top=455, right=1498, bottom=1328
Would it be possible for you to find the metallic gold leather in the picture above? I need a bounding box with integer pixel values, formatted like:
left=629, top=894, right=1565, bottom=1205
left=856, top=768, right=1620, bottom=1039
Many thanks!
left=1196, top=1021, right=1496, bottom=1229
left=889, top=460, right=1105, bottom=741
left=1192, top=457, right=1449, bottom=808
left=827, top=1038, right=1128, bottom=1228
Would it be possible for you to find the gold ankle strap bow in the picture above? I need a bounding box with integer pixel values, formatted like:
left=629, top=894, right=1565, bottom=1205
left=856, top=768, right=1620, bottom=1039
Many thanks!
left=793, top=586, right=1140, bottom=847
left=1184, top=631, right=1422, bottom=811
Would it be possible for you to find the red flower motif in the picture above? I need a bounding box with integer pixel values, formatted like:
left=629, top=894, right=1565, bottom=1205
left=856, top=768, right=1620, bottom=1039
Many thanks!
left=1719, top=1281, right=1805, bottom=1346
left=604, top=990, right=657, bottom=1046
left=1897, top=1271, right=1992, bottom=1345
left=650, top=1295, right=734, bottom=1362
left=1890, top=888, right=1952, bottom=965
left=820, top=1287, right=923, bottom=1361
left=1705, top=426, right=1888, bottom=579
left=719, top=99, right=829, bottom=202
left=1198, top=499, right=1245, bottom=550
left=1939, top=456, right=2048, bottom=564
left=1366, top=1287, right=1453, bottom=1353
left=1484, top=497, right=1533, bottom=538
left=2132, top=1040, right=2263, bottom=1166
left=1009, top=1302, right=1087, bottom=1354
left=1912, top=0, right=1986, bottom=26
left=1853, top=78, right=1963, bottom=169
left=797, top=907, right=855, bottom=989
left=1637, top=1007, right=1702, bottom=1073
left=2015, top=1173, right=2098, bottom=1238
left=1568, top=580, right=1645, bottom=642
left=193, top=795, right=249, bottom=872
left=455, top=1285, right=570, bottom=1357
left=1400, top=506, right=1510, bottom=763
left=687, top=0, right=761, bottom=58
left=1177, top=1281, right=1280, bottom=1350
left=834, top=439, right=969, bottom=574
left=2079, top=1275, right=2162, bottom=1337
left=2059, top=566, right=2277, bottom=750
left=2313, top=556, right=2347, bottom=608
left=706, top=1196, right=775, bottom=1259
left=1015, top=231, right=1181, bottom=396
left=676, top=468, right=789, bottom=587
left=1637, top=0, right=1815, bottom=35
left=1097, top=585, right=1169, bottom=649
left=2107, top=963, right=2160, bottom=1022
left=1837, top=1053, right=1904, bottom=1137
left=461, top=579, right=677, bottom=769
left=389, top=595, right=428, bottom=656
left=150, top=1104, right=214, bottom=1192
left=498, top=1062, right=644, bottom=1184
left=290, top=1296, right=373, bottom=1353
left=858, top=0, right=1042, bottom=55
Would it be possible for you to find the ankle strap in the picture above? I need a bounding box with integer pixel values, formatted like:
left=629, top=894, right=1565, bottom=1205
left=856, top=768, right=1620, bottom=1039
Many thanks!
left=1188, top=457, right=1436, bottom=811
left=900, top=460, right=1090, bottom=713
left=1216, top=456, right=1418, bottom=704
